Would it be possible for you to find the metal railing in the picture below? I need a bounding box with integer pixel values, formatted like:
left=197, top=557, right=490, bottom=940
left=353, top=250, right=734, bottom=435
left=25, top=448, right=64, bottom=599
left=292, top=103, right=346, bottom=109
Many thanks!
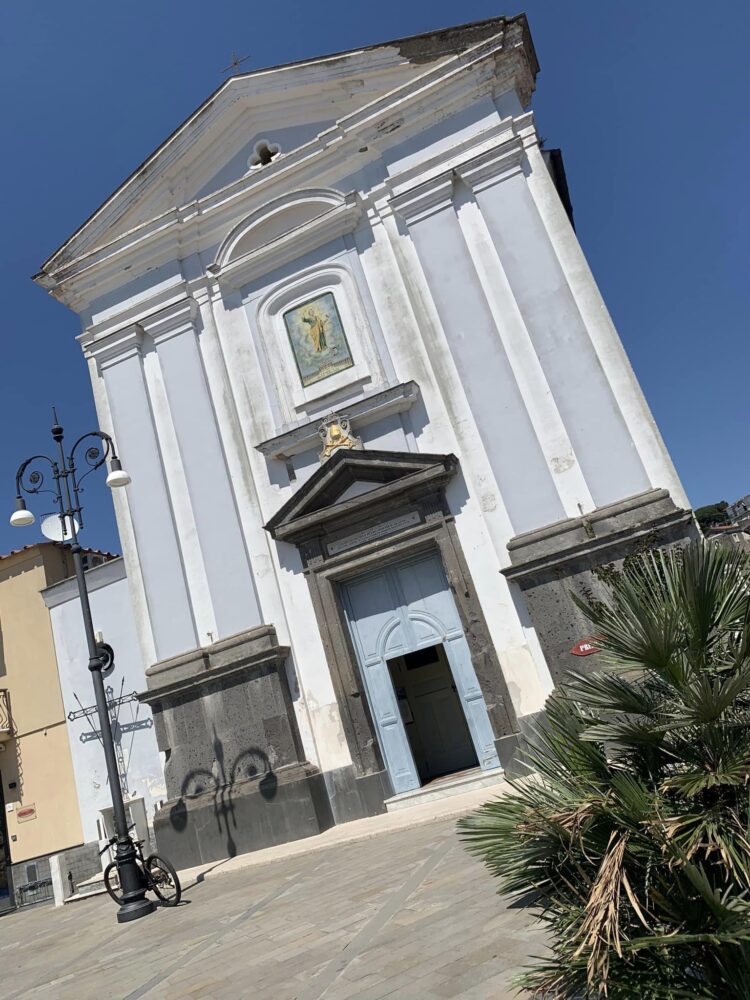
left=0, top=689, right=12, bottom=739
left=15, top=877, right=54, bottom=907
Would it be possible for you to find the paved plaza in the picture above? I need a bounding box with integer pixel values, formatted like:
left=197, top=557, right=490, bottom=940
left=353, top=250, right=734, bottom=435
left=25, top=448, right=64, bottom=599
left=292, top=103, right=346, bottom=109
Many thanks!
left=0, top=808, right=545, bottom=999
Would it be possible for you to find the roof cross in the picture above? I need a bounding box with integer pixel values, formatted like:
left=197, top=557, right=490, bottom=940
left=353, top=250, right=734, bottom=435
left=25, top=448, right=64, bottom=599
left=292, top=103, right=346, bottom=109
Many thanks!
left=222, top=50, right=251, bottom=75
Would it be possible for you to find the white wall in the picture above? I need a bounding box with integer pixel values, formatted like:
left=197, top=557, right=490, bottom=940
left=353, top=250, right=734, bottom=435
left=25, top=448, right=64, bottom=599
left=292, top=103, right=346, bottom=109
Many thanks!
left=43, top=559, right=166, bottom=842
left=68, top=55, right=688, bottom=742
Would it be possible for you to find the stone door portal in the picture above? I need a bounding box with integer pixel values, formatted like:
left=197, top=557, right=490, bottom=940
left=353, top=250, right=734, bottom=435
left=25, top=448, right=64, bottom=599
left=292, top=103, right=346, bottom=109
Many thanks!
left=341, top=552, right=500, bottom=794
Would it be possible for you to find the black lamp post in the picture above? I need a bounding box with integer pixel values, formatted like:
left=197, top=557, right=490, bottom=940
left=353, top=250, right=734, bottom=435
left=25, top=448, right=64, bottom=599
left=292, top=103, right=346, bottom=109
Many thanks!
left=10, top=411, right=154, bottom=923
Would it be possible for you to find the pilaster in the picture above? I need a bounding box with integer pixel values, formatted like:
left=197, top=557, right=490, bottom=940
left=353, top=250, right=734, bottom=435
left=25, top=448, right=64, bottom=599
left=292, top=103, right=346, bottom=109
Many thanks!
left=87, top=325, right=197, bottom=661
left=192, top=278, right=321, bottom=767
left=142, top=296, right=262, bottom=643
left=523, top=140, right=689, bottom=509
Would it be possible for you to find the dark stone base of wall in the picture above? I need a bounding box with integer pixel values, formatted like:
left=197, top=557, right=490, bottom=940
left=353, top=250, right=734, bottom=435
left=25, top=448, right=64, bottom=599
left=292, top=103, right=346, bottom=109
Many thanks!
left=504, top=489, right=697, bottom=686
left=140, top=624, right=398, bottom=869
left=153, top=762, right=335, bottom=870
left=323, top=766, right=390, bottom=824
left=153, top=763, right=395, bottom=870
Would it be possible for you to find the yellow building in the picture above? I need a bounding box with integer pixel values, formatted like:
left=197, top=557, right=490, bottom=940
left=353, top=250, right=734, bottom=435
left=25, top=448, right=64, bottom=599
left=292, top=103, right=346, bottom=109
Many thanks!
left=0, top=543, right=84, bottom=908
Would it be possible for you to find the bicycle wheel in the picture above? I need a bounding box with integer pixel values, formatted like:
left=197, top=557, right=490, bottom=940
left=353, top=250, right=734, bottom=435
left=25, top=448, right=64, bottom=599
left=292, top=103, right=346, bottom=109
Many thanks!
left=145, top=854, right=181, bottom=906
left=103, top=862, right=124, bottom=905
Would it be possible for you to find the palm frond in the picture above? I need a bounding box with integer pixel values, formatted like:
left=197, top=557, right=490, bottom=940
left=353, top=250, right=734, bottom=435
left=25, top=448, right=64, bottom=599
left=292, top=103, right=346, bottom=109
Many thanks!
left=461, top=540, right=750, bottom=997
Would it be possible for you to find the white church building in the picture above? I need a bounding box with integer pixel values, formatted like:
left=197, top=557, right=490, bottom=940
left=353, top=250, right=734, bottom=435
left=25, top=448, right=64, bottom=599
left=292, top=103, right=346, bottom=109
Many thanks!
left=34, top=16, right=695, bottom=867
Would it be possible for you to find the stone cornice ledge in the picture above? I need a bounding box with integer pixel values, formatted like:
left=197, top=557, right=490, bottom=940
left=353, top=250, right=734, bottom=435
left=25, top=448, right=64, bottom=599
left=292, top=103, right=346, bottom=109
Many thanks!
left=82, top=296, right=198, bottom=368
left=137, top=296, right=198, bottom=344
left=454, top=140, right=525, bottom=193
left=140, top=624, right=289, bottom=701
left=388, top=114, right=531, bottom=223
left=78, top=282, right=191, bottom=350
left=256, top=381, right=421, bottom=460
left=389, top=175, right=456, bottom=226
left=503, top=489, right=696, bottom=583
left=84, top=324, right=144, bottom=370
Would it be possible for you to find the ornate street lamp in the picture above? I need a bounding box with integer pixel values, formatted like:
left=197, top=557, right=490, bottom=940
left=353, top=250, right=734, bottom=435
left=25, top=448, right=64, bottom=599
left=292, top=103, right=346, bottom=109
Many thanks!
left=9, top=411, right=153, bottom=923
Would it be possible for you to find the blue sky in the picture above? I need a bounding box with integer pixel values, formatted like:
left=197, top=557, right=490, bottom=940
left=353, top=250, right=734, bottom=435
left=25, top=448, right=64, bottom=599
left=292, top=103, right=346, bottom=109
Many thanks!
left=0, top=2, right=747, bottom=554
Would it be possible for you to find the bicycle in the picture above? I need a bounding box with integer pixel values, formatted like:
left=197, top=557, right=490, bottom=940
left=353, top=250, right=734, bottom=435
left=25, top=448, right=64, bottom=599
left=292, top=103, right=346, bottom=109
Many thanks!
left=100, top=828, right=181, bottom=907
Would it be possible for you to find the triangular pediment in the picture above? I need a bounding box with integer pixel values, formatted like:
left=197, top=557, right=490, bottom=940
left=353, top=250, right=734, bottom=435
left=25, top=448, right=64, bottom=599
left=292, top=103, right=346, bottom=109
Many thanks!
left=266, top=449, right=457, bottom=541
left=96, top=113, right=341, bottom=248
left=38, top=17, right=533, bottom=285
left=39, top=41, right=456, bottom=269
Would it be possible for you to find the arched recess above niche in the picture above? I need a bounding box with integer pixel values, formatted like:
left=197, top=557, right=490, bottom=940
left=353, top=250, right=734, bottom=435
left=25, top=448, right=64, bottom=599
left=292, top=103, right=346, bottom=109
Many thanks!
left=208, top=188, right=362, bottom=290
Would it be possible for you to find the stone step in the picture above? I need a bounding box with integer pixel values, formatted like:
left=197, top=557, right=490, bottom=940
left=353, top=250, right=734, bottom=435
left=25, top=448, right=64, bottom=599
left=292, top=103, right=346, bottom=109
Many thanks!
left=384, top=766, right=506, bottom=812
left=63, top=871, right=108, bottom=904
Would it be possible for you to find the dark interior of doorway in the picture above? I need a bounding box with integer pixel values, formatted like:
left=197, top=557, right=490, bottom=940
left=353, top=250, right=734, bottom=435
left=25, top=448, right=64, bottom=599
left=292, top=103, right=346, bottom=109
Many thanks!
left=387, top=644, right=478, bottom=785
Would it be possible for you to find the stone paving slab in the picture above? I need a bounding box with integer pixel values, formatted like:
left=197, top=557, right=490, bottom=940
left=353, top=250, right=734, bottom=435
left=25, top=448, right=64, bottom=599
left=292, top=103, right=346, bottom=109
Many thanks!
left=0, top=814, right=545, bottom=999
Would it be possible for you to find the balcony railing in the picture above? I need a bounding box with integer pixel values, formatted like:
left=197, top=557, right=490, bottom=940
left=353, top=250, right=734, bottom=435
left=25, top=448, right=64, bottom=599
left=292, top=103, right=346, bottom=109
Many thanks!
left=0, top=689, right=12, bottom=740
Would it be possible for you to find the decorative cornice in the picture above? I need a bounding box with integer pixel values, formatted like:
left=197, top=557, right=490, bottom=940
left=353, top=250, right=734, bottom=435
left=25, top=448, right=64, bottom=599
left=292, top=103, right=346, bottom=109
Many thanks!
left=137, top=296, right=198, bottom=344
left=84, top=324, right=144, bottom=370
left=256, top=381, right=421, bottom=460
left=390, top=175, right=456, bottom=226
left=210, top=193, right=362, bottom=291
left=387, top=111, right=536, bottom=223
left=82, top=296, right=198, bottom=370
left=453, top=139, right=525, bottom=192
left=78, top=282, right=190, bottom=349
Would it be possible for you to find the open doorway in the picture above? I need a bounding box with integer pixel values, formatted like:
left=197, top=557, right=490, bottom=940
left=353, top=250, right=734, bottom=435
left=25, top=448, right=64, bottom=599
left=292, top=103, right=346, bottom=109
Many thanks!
left=387, top=644, right=478, bottom=785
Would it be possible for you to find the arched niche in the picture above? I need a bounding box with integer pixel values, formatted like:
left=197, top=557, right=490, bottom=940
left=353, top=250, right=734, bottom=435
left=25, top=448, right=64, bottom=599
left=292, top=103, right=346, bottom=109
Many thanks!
left=211, top=189, right=360, bottom=286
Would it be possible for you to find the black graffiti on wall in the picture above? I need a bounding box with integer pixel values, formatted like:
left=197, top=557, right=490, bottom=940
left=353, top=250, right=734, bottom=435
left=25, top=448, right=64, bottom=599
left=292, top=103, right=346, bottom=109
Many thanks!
left=169, top=728, right=278, bottom=857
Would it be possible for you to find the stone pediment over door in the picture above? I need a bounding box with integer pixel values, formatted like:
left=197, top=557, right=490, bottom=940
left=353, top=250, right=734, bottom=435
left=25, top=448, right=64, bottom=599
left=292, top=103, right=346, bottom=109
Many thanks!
left=263, top=446, right=520, bottom=778
left=264, top=450, right=458, bottom=550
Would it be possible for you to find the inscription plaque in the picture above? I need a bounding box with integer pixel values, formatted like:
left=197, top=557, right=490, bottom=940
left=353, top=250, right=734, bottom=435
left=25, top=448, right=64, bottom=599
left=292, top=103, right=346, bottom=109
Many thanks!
left=327, top=511, right=421, bottom=555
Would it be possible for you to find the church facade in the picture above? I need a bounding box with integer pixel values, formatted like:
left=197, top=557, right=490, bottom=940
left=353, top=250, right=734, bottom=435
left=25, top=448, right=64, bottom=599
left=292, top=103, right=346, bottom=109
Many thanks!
left=35, top=16, right=695, bottom=867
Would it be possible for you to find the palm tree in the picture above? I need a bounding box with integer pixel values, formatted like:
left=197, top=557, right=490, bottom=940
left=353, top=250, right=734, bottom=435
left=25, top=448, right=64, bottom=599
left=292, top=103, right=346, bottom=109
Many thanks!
left=459, top=541, right=750, bottom=998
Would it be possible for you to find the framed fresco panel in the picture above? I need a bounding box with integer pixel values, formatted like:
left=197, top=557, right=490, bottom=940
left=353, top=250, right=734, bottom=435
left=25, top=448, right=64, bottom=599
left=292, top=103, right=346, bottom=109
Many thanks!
left=283, top=292, right=354, bottom=388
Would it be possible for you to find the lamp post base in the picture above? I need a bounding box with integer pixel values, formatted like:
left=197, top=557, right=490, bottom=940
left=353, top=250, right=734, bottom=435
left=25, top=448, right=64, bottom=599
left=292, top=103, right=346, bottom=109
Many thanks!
left=113, top=837, right=157, bottom=923
left=117, top=896, right=156, bottom=923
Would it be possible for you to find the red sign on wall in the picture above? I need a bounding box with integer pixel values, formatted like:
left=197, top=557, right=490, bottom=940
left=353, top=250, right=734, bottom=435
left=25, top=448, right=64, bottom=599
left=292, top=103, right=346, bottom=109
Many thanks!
left=570, top=639, right=599, bottom=657
left=16, top=804, right=37, bottom=823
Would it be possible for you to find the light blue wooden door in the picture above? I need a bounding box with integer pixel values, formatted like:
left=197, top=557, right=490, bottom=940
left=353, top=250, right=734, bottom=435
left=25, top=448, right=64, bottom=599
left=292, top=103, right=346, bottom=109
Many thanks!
left=342, top=552, right=500, bottom=794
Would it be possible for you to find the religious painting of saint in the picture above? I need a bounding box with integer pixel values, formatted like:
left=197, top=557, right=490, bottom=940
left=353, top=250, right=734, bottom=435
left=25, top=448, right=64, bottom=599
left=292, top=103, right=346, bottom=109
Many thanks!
left=283, top=292, right=354, bottom=387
